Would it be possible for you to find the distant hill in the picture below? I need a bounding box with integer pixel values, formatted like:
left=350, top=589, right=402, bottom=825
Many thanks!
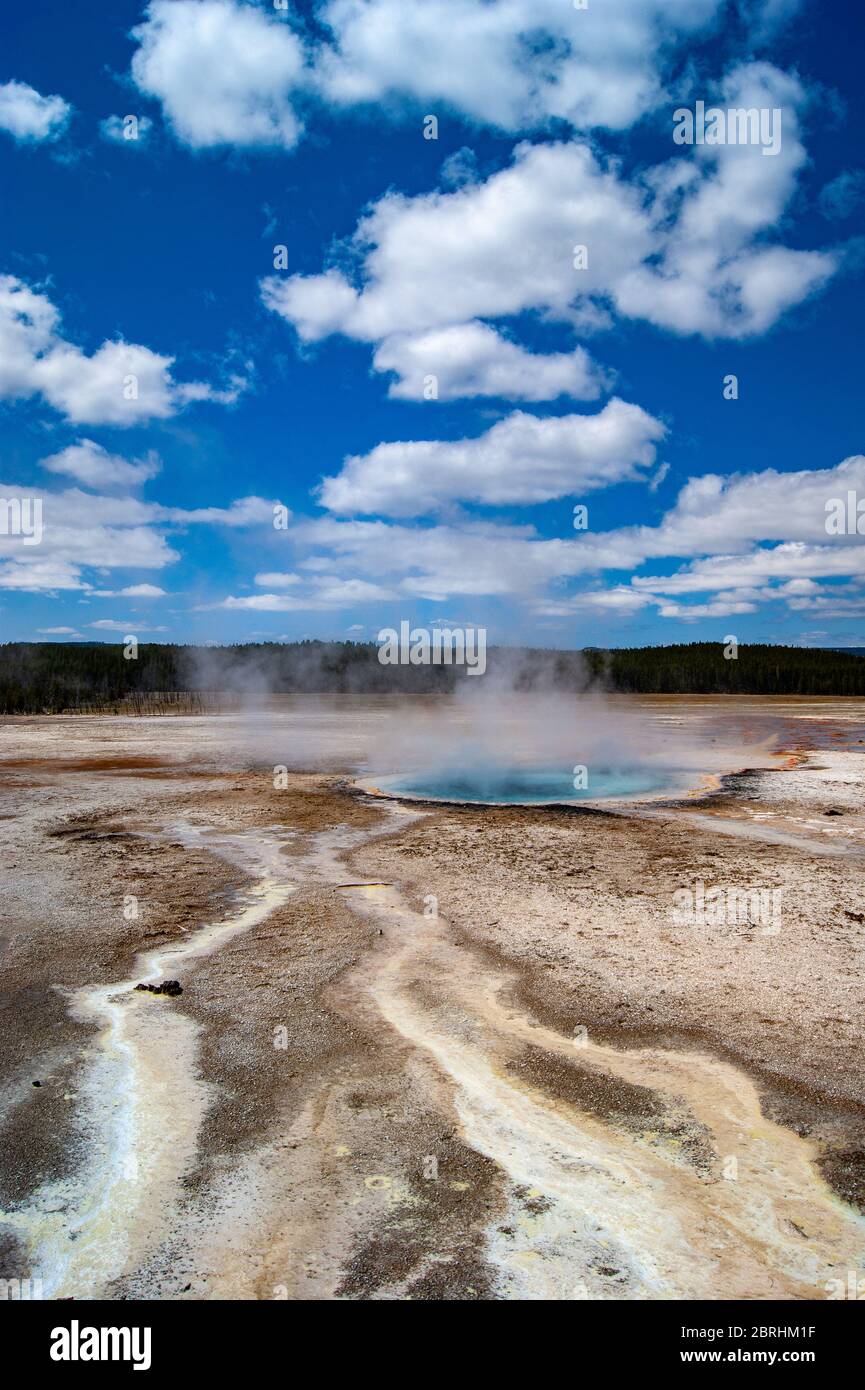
left=2, top=640, right=865, bottom=713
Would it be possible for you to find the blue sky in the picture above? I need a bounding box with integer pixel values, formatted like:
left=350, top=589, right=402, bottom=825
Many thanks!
left=0, top=0, right=863, bottom=648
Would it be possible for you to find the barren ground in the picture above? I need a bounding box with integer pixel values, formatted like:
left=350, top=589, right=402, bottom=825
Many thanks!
left=0, top=696, right=863, bottom=1300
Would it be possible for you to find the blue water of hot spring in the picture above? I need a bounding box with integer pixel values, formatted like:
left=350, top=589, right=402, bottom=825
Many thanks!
left=376, top=765, right=689, bottom=805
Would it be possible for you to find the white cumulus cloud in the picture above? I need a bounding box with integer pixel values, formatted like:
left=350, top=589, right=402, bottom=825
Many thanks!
left=0, top=80, right=71, bottom=142
left=128, top=1, right=802, bottom=147
left=263, top=74, right=836, bottom=374
left=372, top=322, right=609, bottom=402
left=131, top=0, right=307, bottom=150
left=0, top=275, right=246, bottom=425
left=41, top=440, right=161, bottom=490
left=319, top=398, right=665, bottom=516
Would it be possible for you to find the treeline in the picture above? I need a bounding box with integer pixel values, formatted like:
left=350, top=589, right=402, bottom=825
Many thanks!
left=0, top=642, right=184, bottom=714
left=587, top=643, right=865, bottom=695
left=0, top=641, right=469, bottom=713
left=0, top=640, right=863, bottom=714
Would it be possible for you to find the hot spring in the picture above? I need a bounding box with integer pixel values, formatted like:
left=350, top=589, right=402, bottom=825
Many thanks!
left=350, top=691, right=729, bottom=807
left=372, top=764, right=693, bottom=805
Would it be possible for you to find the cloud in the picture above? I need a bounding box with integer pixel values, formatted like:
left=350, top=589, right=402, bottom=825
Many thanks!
left=783, top=587, right=865, bottom=618
left=0, top=482, right=178, bottom=591
left=0, top=560, right=87, bottom=591
left=129, top=2, right=801, bottom=148
left=656, top=597, right=758, bottom=620
left=100, top=114, right=154, bottom=147
left=260, top=269, right=359, bottom=341
left=0, top=476, right=276, bottom=593
left=629, top=454, right=865, bottom=560
left=313, top=0, right=725, bottom=133
left=37, top=626, right=81, bottom=635
left=217, top=575, right=397, bottom=611
left=535, top=585, right=655, bottom=617
left=169, top=495, right=276, bottom=527
left=131, top=0, right=306, bottom=150
left=91, top=583, right=169, bottom=598
left=371, top=321, right=609, bottom=402
left=253, top=571, right=302, bottom=588
left=648, top=461, right=670, bottom=493
left=41, top=440, right=161, bottom=490
left=289, top=514, right=617, bottom=599
left=588, top=458, right=865, bottom=618
left=613, top=64, right=834, bottom=337
left=739, top=0, right=804, bottom=40
left=633, top=545, right=865, bottom=596
left=263, top=75, right=836, bottom=364
left=818, top=169, right=865, bottom=221
left=318, top=398, right=665, bottom=516
left=0, top=275, right=246, bottom=425
left=0, top=80, right=71, bottom=142
left=0, top=558, right=88, bottom=592
left=439, top=147, right=478, bottom=188
left=88, top=619, right=169, bottom=632
left=262, top=141, right=650, bottom=343
left=213, top=455, right=865, bottom=616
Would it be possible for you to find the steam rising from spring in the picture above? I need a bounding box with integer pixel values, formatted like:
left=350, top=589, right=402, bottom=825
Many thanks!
left=172, top=644, right=728, bottom=795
